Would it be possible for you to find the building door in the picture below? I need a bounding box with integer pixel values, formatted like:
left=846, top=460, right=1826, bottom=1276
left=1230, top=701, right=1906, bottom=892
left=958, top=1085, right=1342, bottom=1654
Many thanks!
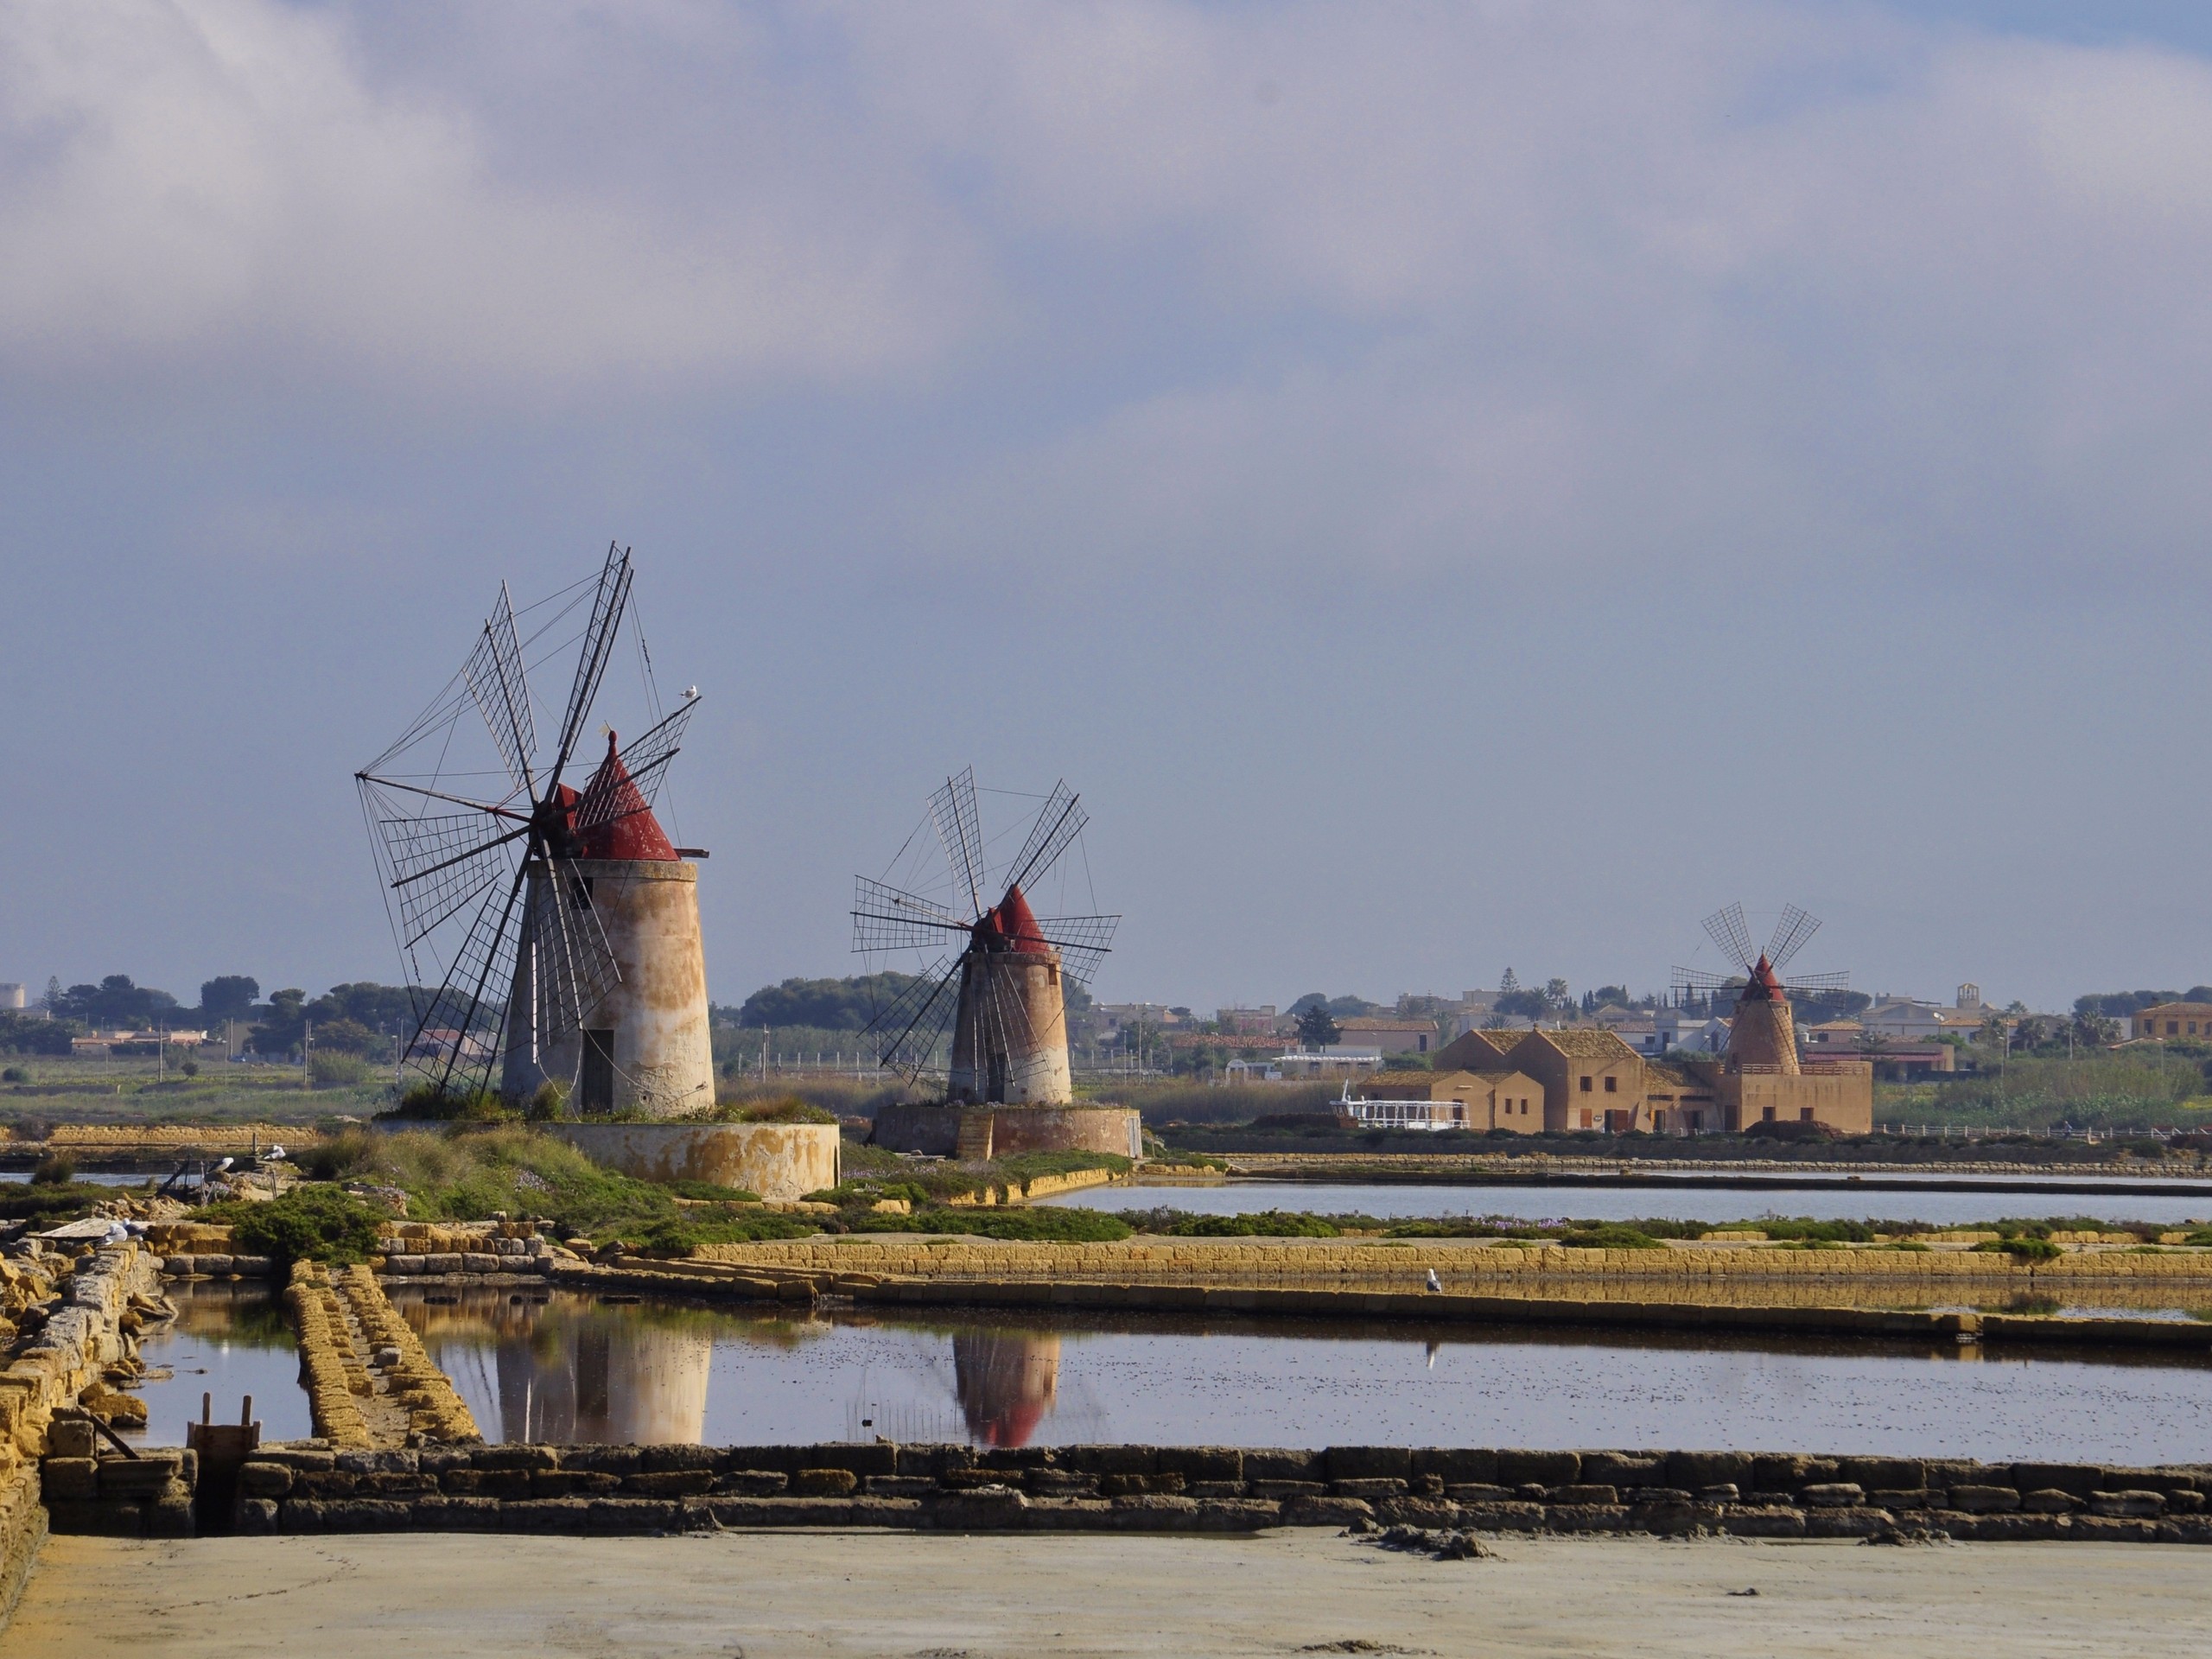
left=580, top=1028, right=615, bottom=1113
left=1605, top=1109, right=1633, bottom=1135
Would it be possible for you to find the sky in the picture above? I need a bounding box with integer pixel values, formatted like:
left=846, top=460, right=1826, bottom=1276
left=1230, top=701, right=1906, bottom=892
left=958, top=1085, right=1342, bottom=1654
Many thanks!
left=3, top=0, right=2210, bottom=1020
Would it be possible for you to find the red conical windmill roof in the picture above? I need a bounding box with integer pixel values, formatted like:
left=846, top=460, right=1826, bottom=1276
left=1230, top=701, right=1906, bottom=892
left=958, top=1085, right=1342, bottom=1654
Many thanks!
left=1738, top=953, right=1784, bottom=1003
left=574, top=732, right=677, bottom=861
left=976, top=884, right=1050, bottom=952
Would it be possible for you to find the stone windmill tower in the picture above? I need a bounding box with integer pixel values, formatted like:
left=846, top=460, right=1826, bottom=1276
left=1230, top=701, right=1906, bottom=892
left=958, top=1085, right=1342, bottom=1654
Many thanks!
left=358, top=544, right=714, bottom=1116
left=1673, top=904, right=1849, bottom=1074
left=851, top=768, right=1117, bottom=1105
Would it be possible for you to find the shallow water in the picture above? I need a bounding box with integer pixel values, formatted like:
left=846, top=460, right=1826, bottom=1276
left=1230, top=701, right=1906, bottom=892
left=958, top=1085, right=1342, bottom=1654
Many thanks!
left=388, top=1286, right=2212, bottom=1464
left=1046, top=1180, right=2212, bottom=1227
left=125, top=1282, right=314, bottom=1447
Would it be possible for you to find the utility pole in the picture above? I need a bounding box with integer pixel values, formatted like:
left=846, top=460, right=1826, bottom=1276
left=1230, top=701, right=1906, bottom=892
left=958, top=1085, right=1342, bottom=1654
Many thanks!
left=303, top=1019, right=312, bottom=1090
left=761, top=1027, right=769, bottom=1085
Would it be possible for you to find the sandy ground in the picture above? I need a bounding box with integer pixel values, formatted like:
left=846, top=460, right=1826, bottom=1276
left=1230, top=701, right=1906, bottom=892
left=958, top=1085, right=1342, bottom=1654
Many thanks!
left=8, top=1530, right=2211, bottom=1658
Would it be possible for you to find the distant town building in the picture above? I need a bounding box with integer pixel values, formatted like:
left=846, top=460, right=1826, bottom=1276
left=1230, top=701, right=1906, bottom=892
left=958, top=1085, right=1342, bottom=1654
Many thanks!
left=1271, top=1046, right=1385, bottom=1077
left=1332, top=1017, right=1439, bottom=1055
left=2132, top=1002, right=2212, bottom=1040
left=1335, top=1068, right=1543, bottom=1133
left=1214, top=1005, right=1283, bottom=1036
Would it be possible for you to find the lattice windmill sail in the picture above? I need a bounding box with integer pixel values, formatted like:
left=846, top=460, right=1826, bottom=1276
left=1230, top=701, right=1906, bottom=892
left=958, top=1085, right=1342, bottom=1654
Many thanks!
left=357, top=544, right=711, bottom=1113
left=1671, top=904, right=1848, bottom=1074
left=852, top=768, right=1116, bottom=1103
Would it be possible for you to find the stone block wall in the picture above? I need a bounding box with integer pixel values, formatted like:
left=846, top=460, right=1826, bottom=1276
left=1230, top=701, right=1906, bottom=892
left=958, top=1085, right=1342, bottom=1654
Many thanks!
left=214, top=1440, right=2212, bottom=1544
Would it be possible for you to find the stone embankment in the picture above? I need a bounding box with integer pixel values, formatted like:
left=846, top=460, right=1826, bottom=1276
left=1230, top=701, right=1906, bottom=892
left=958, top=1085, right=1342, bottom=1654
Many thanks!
left=0, top=1240, right=171, bottom=1600
left=198, top=1441, right=2212, bottom=1543
left=283, top=1262, right=480, bottom=1449
left=696, top=1236, right=2212, bottom=1282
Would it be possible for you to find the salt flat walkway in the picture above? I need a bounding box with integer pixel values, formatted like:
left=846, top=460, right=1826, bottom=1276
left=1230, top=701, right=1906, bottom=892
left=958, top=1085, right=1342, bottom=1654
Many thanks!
left=8, top=1531, right=2210, bottom=1658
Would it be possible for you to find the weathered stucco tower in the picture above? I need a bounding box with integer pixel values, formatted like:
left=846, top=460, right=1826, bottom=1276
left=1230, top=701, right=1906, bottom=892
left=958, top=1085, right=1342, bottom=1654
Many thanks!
left=947, top=886, right=1073, bottom=1106
left=502, top=734, right=714, bottom=1118
left=1721, top=955, right=1799, bottom=1076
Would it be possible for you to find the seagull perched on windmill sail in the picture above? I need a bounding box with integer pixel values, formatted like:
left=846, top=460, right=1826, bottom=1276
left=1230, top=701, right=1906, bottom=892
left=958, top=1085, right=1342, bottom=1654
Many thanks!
left=357, top=544, right=715, bottom=1118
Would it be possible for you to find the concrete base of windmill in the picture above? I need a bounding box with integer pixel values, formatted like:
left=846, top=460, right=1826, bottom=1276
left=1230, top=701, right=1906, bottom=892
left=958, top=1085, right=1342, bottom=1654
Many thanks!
left=550, top=1122, right=841, bottom=1203
left=871, top=1103, right=1143, bottom=1162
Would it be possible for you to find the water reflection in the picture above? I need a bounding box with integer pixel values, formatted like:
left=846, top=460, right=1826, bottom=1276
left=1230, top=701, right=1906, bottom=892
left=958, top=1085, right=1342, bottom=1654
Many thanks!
left=381, top=1287, right=2212, bottom=1463
left=953, top=1332, right=1059, bottom=1446
left=126, top=1281, right=313, bottom=1446
left=1051, top=1180, right=2212, bottom=1227
left=395, top=1287, right=717, bottom=1444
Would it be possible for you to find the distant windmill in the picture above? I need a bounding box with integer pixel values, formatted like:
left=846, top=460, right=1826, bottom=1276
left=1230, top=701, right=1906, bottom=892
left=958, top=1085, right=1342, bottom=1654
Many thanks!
left=355, top=544, right=710, bottom=1112
left=851, top=769, right=1116, bottom=1103
left=1671, top=904, right=1849, bottom=1074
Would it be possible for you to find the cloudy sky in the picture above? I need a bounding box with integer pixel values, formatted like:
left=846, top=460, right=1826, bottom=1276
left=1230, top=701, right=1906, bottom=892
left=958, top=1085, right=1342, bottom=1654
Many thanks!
left=4, top=0, right=2209, bottom=1018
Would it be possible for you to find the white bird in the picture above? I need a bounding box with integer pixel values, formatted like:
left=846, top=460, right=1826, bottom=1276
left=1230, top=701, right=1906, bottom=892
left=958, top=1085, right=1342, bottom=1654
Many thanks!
left=266, top=1145, right=287, bottom=1161
left=683, top=686, right=699, bottom=700
left=1425, top=1268, right=1443, bottom=1294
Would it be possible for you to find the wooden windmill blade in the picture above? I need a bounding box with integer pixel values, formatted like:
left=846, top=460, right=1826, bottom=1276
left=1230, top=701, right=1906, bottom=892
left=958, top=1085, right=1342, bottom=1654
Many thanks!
left=1034, top=913, right=1119, bottom=989
left=1001, top=780, right=1086, bottom=897
left=523, top=859, right=622, bottom=1052
left=851, top=877, right=973, bottom=955
left=402, top=858, right=531, bottom=1103
left=1766, top=906, right=1822, bottom=973
left=1701, top=903, right=1757, bottom=971
left=862, top=957, right=963, bottom=1079
left=462, top=582, right=539, bottom=798
left=929, top=767, right=989, bottom=919
left=546, top=544, right=634, bottom=794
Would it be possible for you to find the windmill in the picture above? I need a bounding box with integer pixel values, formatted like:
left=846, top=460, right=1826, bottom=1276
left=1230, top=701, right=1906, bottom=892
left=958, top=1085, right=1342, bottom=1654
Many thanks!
left=851, top=769, right=1116, bottom=1104
left=356, top=544, right=711, bottom=1114
left=1671, top=904, right=1848, bottom=1074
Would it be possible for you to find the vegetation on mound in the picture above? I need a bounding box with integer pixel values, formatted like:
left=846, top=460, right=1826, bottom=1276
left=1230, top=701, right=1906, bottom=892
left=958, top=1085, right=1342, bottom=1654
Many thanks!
left=282, top=1127, right=791, bottom=1251
left=206, top=1186, right=385, bottom=1267
left=1973, top=1236, right=2064, bottom=1262
left=1150, top=1210, right=1343, bottom=1237
left=1552, top=1224, right=1668, bottom=1249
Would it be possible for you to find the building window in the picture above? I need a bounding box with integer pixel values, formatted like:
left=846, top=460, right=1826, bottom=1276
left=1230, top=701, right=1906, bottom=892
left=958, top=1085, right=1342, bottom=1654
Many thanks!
left=1580, top=1076, right=1592, bottom=1092
left=1762, top=1107, right=1776, bottom=1122
left=1801, top=1108, right=1815, bottom=1122
left=2170, top=1021, right=2181, bottom=1035
left=1604, top=1076, right=1618, bottom=1093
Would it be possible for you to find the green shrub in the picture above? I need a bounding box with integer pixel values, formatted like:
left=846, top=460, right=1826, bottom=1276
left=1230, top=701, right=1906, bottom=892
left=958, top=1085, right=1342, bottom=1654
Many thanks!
left=1166, top=1211, right=1338, bottom=1237
left=1554, top=1225, right=1666, bottom=1249
left=29, top=1152, right=74, bottom=1186
left=525, top=1082, right=566, bottom=1122
left=1972, top=1236, right=2063, bottom=1262
left=1, top=1066, right=27, bottom=1084
left=211, top=1185, right=385, bottom=1267
left=1889, top=1239, right=1932, bottom=1252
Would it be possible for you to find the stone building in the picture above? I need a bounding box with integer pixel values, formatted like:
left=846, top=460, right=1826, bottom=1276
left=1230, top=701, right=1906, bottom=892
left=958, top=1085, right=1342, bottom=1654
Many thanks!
left=1347, top=1068, right=1544, bottom=1133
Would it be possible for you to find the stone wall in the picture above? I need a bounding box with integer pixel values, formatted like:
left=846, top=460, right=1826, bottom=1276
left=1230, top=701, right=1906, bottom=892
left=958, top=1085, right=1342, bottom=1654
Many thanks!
left=552, top=1122, right=839, bottom=1203
left=0, top=1242, right=167, bottom=1601
left=872, top=1104, right=1141, bottom=1161
left=217, top=1440, right=2212, bottom=1543
left=688, top=1236, right=2212, bottom=1282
